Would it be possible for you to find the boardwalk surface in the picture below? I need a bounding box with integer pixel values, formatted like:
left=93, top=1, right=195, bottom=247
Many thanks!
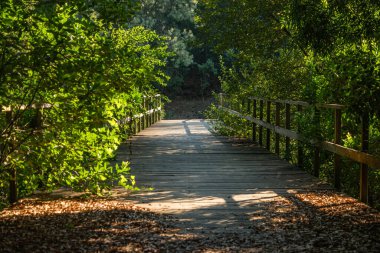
left=1, top=120, right=379, bottom=253
left=117, top=119, right=331, bottom=234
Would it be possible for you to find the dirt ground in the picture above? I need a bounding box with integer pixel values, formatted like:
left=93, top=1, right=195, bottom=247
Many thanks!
left=1, top=190, right=379, bottom=252
left=163, top=97, right=214, bottom=119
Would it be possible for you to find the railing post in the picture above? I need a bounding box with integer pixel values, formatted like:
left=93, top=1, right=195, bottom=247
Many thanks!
left=285, top=103, right=291, bottom=160
left=360, top=111, right=369, bottom=203
left=149, top=97, right=152, bottom=127
left=142, top=97, right=146, bottom=130
left=313, top=107, right=321, bottom=177
left=259, top=99, right=264, bottom=146
left=157, top=96, right=160, bottom=122
left=153, top=96, right=156, bottom=123
left=151, top=97, right=153, bottom=125
left=6, top=110, right=17, bottom=204
left=275, top=102, right=280, bottom=155
left=297, top=104, right=303, bottom=168
left=158, top=95, right=162, bottom=121
left=157, top=96, right=159, bottom=123
left=334, top=108, right=342, bottom=190
left=247, top=99, right=251, bottom=137
left=266, top=100, right=271, bottom=150
left=147, top=97, right=150, bottom=127
left=131, top=111, right=136, bottom=135
left=151, top=97, right=154, bottom=125
left=252, top=99, right=257, bottom=143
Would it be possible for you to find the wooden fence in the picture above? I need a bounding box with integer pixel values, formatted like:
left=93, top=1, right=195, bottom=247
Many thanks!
left=1, top=94, right=162, bottom=203
left=218, top=93, right=380, bottom=204
left=130, top=94, right=162, bottom=134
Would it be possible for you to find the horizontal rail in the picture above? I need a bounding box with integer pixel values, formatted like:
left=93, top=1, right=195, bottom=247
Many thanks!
left=219, top=105, right=380, bottom=170
left=1, top=95, right=161, bottom=113
left=218, top=93, right=376, bottom=203
left=246, top=96, right=345, bottom=109
left=2, top=103, right=52, bottom=112
left=121, top=107, right=162, bottom=123
left=321, top=141, right=380, bottom=169
left=220, top=106, right=304, bottom=141
left=1, top=94, right=162, bottom=204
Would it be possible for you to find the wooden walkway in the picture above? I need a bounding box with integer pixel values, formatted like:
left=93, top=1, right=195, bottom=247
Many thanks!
left=117, top=119, right=331, bottom=234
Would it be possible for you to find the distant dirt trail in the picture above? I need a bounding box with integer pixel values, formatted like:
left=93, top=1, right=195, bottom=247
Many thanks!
left=164, top=97, right=213, bottom=119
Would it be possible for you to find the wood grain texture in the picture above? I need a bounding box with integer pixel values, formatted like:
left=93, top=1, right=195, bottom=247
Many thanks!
left=116, top=119, right=332, bottom=234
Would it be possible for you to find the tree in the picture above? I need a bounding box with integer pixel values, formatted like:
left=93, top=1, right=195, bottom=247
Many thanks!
left=0, top=0, right=168, bottom=205
left=290, top=0, right=380, bottom=116
left=131, top=0, right=219, bottom=97
left=196, top=0, right=307, bottom=99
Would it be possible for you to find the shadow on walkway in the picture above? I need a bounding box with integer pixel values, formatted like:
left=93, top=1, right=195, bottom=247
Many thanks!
left=115, top=119, right=380, bottom=252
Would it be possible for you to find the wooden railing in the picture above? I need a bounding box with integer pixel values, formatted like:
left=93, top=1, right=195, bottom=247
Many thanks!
left=218, top=93, right=380, bottom=203
left=1, top=94, right=162, bottom=203
left=130, top=94, right=162, bottom=134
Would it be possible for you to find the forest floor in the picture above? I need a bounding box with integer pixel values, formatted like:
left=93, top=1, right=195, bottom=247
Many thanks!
left=0, top=191, right=379, bottom=252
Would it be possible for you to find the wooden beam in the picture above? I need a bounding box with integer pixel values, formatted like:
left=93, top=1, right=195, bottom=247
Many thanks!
left=259, top=100, right=263, bottom=146
left=297, top=104, right=303, bottom=169
left=266, top=101, right=271, bottom=150
left=275, top=102, right=280, bottom=155
left=360, top=112, right=369, bottom=203
left=285, top=103, right=291, bottom=160
left=334, top=108, right=342, bottom=190
left=219, top=106, right=380, bottom=171
left=252, top=99, right=257, bottom=143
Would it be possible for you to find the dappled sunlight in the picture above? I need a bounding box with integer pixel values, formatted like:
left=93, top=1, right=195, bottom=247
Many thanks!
left=294, top=191, right=380, bottom=224
left=129, top=195, right=228, bottom=214
left=112, top=119, right=380, bottom=251
left=0, top=197, right=207, bottom=252
left=231, top=192, right=283, bottom=208
left=133, top=120, right=213, bottom=137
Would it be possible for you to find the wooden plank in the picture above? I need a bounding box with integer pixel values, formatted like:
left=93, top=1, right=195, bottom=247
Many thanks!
left=259, top=100, right=264, bottom=146
left=6, top=111, right=17, bottom=204
left=248, top=97, right=309, bottom=107
left=114, top=119, right=339, bottom=235
left=219, top=106, right=304, bottom=141
left=334, top=108, right=342, bottom=190
left=320, top=141, right=380, bottom=169
left=2, top=103, right=52, bottom=112
left=285, top=103, right=291, bottom=160
left=360, top=112, right=369, bottom=203
left=275, top=102, right=280, bottom=155
left=297, top=104, right=303, bottom=168
left=266, top=100, right=271, bottom=150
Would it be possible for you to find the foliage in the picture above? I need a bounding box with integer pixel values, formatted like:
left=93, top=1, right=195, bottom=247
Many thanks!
left=131, top=0, right=219, bottom=97
left=0, top=0, right=168, bottom=205
left=290, top=0, right=380, bottom=117
left=198, top=0, right=380, bottom=207
left=196, top=0, right=307, bottom=100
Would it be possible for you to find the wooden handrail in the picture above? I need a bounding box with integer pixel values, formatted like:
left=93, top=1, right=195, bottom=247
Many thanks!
left=218, top=93, right=378, bottom=204
left=1, top=103, right=52, bottom=112
left=1, top=94, right=162, bottom=204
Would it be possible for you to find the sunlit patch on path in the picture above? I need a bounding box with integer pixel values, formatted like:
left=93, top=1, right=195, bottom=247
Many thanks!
left=114, top=119, right=380, bottom=252
left=1, top=120, right=379, bottom=252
